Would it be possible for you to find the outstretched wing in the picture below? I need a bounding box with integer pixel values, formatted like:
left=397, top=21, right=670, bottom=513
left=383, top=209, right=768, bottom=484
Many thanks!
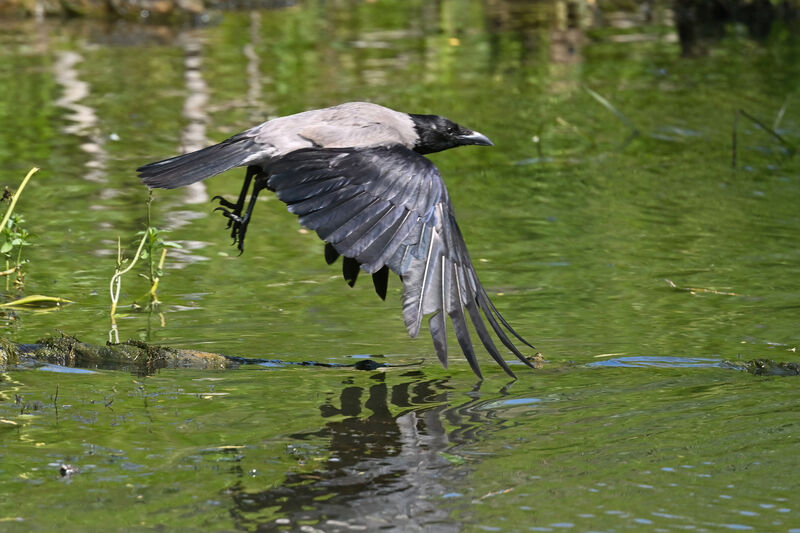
left=267, top=145, right=535, bottom=378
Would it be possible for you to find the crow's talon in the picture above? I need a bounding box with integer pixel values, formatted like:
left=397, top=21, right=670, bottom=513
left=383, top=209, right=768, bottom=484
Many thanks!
left=214, top=206, right=244, bottom=223
left=209, top=169, right=257, bottom=256
left=212, top=195, right=238, bottom=210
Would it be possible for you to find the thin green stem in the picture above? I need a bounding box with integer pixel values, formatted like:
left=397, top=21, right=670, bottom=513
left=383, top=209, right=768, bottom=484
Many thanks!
left=1, top=167, right=38, bottom=231
left=109, top=230, right=148, bottom=317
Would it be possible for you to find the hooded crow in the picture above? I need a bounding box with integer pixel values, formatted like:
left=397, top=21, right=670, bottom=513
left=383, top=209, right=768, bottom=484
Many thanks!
left=138, top=102, right=535, bottom=378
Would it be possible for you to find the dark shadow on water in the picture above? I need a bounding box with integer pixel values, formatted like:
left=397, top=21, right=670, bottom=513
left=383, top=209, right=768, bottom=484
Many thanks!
left=227, top=374, right=534, bottom=532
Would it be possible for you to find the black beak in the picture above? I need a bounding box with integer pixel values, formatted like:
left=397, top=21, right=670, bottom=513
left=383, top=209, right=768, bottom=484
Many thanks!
left=459, top=130, right=494, bottom=147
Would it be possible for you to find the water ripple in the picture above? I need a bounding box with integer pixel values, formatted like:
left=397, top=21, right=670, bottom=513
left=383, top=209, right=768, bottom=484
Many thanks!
left=587, top=356, right=722, bottom=368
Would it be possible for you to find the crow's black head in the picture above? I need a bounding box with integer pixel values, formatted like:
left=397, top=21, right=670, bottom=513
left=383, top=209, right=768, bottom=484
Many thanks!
left=409, top=114, right=493, bottom=155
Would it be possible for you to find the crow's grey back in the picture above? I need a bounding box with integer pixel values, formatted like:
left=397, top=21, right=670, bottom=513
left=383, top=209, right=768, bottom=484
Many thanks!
left=242, top=102, right=418, bottom=166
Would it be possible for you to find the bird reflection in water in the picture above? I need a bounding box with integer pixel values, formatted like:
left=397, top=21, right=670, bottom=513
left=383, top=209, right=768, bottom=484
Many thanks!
left=228, top=374, right=518, bottom=532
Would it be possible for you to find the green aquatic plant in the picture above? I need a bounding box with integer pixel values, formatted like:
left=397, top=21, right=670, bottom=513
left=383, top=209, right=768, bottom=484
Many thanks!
left=0, top=294, right=73, bottom=309
left=1, top=213, right=31, bottom=290
left=0, top=168, right=72, bottom=310
left=0, top=167, right=37, bottom=290
left=109, top=192, right=181, bottom=340
left=109, top=232, right=148, bottom=320
left=137, top=192, right=182, bottom=308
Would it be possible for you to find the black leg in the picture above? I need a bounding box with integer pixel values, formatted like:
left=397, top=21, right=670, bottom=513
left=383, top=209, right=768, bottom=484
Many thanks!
left=216, top=175, right=268, bottom=254
left=213, top=166, right=267, bottom=253
left=213, top=165, right=257, bottom=234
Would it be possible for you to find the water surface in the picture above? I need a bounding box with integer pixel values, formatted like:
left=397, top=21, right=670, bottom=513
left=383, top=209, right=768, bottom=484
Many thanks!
left=1, top=2, right=799, bottom=531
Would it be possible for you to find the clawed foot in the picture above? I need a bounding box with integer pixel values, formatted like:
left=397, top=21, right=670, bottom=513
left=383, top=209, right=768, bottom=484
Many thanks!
left=212, top=195, right=238, bottom=230
left=211, top=195, right=237, bottom=210
left=212, top=197, right=249, bottom=254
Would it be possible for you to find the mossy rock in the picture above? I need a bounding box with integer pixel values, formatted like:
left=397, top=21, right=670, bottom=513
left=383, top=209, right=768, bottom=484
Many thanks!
left=725, top=358, right=800, bottom=377
left=32, top=335, right=229, bottom=371
left=0, top=337, right=21, bottom=369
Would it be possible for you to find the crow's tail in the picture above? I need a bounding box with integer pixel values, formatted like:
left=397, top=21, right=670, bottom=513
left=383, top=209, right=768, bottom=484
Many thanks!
left=137, top=134, right=258, bottom=189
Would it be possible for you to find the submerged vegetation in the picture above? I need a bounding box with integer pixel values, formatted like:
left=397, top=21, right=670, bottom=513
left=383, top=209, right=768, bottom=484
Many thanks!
left=732, top=107, right=797, bottom=168
left=583, top=86, right=798, bottom=167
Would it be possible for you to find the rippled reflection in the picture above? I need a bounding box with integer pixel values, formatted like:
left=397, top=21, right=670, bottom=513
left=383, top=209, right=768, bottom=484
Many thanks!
left=53, top=50, right=109, bottom=184
left=229, top=375, right=538, bottom=531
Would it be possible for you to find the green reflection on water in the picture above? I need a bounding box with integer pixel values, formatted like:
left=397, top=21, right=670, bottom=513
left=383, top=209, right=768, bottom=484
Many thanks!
left=1, top=1, right=799, bottom=531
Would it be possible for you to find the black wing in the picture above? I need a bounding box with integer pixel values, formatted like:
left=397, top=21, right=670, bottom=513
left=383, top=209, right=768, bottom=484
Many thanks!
left=267, top=145, right=535, bottom=378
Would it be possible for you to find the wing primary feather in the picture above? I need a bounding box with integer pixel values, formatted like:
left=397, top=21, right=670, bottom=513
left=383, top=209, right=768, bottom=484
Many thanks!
left=448, top=262, right=482, bottom=379
left=372, top=265, right=389, bottom=300
left=393, top=245, right=412, bottom=275
left=450, top=215, right=534, bottom=351
left=401, top=225, right=435, bottom=338
left=427, top=255, right=449, bottom=367
left=485, top=297, right=536, bottom=349
left=388, top=222, right=423, bottom=274
left=475, top=290, right=535, bottom=368
left=464, top=290, right=517, bottom=378
left=343, top=257, right=360, bottom=287
left=428, top=311, right=448, bottom=368
left=413, top=226, right=440, bottom=337
left=324, top=242, right=340, bottom=265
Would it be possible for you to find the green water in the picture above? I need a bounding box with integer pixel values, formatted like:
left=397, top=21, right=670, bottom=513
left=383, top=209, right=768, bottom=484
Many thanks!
left=1, top=1, right=799, bottom=531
